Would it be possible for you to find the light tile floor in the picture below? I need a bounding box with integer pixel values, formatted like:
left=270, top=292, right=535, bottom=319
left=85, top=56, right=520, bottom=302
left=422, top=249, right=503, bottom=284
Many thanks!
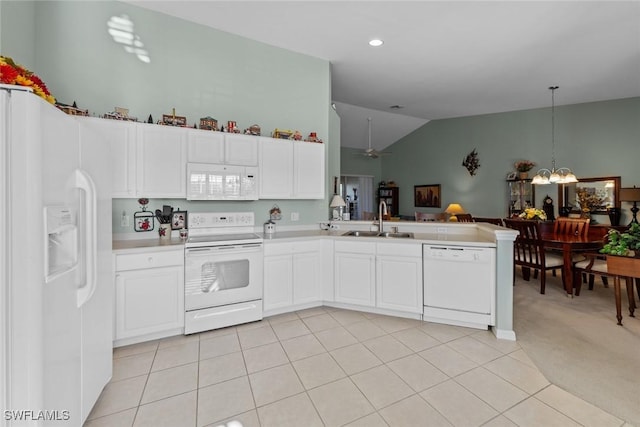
left=85, top=307, right=629, bottom=427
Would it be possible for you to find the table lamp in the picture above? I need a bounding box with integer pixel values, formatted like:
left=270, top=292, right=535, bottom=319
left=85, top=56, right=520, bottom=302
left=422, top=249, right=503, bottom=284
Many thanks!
left=445, top=203, right=465, bottom=222
left=329, top=194, right=347, bottom=220
left=619, top=186, right=640, bottom=225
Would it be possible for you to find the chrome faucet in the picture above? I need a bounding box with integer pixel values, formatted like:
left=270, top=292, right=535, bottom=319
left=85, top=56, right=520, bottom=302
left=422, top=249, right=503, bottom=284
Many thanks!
left=378, top=200, right=387, bottom=232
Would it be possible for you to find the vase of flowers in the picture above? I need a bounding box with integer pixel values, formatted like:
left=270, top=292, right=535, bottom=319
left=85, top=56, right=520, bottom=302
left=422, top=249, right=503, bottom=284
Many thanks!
left=518, top=208, right=547, bottom=221
left=514, top=160, right=535, bottom=180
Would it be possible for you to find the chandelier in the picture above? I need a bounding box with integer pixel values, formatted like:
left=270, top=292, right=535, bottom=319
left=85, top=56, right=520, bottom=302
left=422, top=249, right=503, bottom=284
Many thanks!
left=531, top=86, right=578, bottom=185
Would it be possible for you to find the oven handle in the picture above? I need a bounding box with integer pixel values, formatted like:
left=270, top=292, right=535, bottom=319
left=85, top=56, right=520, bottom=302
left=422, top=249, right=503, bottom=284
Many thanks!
left=185, top=244, right=263, bottom=255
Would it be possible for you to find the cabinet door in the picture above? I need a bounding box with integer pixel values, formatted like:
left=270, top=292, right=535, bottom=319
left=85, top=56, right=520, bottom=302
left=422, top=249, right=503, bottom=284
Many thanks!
left=263, top=254, right=293, bottom=311
left=292, top=242, right=322, bottom=304
left=334, top=252, right=375, bottom=307
left=294, top=142, right=325, bottom=199
left=376, top=255, right=422, bottom=313
left=187, top=129, right=224, bottom=163
left=225, top=133, right=258, bottom=166
left=115, top=265, right=184, bottom=340
left=137, top=124, right=187, bottom=198
left=79, top=117, right=137, bottom=198
left=259, top=137, right=293, bottom=198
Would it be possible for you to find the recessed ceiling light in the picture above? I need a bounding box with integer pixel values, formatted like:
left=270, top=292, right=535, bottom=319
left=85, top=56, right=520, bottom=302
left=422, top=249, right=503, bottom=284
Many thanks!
left=369, top=39, right=383, bottom=47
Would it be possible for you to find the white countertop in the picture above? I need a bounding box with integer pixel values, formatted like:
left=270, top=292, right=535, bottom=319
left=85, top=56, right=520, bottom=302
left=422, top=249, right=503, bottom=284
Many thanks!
left=113, top=223, right=507, bottom=252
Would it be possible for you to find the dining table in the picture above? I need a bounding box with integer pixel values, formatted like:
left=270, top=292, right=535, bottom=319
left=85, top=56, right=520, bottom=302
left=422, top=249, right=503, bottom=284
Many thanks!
left=540, top=232, right=604, bottom=296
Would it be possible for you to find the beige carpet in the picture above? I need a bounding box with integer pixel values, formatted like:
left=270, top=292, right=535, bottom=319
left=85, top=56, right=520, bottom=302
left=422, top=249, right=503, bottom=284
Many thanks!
left=513, top=271, right=640, bottom=425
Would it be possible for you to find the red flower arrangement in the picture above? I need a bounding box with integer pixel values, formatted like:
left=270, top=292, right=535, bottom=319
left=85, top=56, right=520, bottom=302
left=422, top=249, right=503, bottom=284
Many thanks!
left=0, top=55, right=55, bottom=104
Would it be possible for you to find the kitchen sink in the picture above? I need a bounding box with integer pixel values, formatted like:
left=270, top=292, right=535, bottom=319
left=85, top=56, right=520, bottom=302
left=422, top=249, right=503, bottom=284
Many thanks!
left=342, top=230, right=381, bottom=237
left=377, top=232, right=414, bottom=238
left=342, top=231, right=414, bottom=239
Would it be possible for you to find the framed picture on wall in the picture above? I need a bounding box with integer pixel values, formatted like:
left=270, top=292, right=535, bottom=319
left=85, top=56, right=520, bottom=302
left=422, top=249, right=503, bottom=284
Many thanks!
left=415, top=184, right=441, bottom=208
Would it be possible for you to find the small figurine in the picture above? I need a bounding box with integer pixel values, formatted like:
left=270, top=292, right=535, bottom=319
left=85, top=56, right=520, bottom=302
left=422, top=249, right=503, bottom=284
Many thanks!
left=147, top=114, right=153, bottom=124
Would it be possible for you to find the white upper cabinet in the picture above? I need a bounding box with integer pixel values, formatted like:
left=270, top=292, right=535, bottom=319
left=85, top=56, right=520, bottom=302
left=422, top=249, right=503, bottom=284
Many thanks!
left=225, top=133, right=258, bottom=166
left=294, top=142, right=325, bottom=199
left=187, top=129, right=225, bottom=164
left=260, top=137, right=325, bottom=199
left=260, top=137, right=294, bottom=198
left=78, top=117, right=137, bottom=198
left=136, top=123, right=187, bottom=198
left=187, top=130, right=257, bottom=166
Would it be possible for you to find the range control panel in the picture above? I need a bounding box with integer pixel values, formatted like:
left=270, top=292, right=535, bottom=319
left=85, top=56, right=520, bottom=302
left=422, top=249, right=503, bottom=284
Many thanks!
left=188, top=212, right=255, bottom=229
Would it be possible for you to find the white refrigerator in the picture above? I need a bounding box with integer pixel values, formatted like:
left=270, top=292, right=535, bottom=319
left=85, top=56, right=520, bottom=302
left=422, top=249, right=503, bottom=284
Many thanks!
left=1, top=85, right=112, bottom=425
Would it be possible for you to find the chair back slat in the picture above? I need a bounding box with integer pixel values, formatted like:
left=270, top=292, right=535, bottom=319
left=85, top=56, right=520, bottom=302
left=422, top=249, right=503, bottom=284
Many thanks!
left=503, top=219, right=545, bottom=268
left=456, top=213, right=474, bottom=222
left=554, top=217, right=590, bottom=237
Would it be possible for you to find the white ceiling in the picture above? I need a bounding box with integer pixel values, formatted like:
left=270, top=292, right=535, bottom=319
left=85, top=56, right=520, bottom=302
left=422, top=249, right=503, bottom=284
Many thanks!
left=125, top=1, right=640, bottom=151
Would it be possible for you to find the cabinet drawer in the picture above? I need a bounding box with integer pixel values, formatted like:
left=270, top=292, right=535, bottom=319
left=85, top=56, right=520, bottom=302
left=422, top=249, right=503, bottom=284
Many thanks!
left=293, top=240, right=321, bottom=253
left=334, top=240, right=376, bottom=254
left=116, top=250, right=183, bottom=271
left=264, top=242, right=293, bottom=257
left=376, top=242, right=422, bottom=257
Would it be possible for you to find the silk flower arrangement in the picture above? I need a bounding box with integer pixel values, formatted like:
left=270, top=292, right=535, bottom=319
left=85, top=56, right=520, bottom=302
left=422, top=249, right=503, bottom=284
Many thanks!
left=0, top=55, right=55, bottom=104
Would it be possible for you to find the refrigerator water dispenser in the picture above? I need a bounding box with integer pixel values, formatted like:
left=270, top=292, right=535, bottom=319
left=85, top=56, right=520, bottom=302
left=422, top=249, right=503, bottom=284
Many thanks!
left=44, top=206, right=78, bottom=282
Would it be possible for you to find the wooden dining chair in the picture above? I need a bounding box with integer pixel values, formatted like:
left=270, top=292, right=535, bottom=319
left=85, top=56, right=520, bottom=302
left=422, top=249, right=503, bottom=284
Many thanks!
left=473, top=217, right=503, bottom=226
left=503, top=219, right=565, bottom=294
left=456, top=213, right=474, bottom=222
left=415, top=212, right=445, bottom=222
left=554, top=217, right=590, bottom=237
left=573, top=253, right=609, bottom=295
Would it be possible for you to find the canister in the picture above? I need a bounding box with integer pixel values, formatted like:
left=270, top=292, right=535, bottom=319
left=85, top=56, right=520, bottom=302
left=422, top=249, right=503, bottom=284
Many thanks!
left=264, top=220, right=276, bottom=234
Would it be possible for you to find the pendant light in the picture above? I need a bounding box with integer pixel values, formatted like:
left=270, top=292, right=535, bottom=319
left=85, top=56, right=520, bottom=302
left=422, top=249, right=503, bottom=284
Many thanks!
left=531, top=86, right=578, bottom=185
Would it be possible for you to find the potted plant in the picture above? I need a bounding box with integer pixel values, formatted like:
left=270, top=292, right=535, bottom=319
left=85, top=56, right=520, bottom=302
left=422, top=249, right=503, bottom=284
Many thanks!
left=514, top=160, right=535, bottom=179
left=600, top=223, right=640, bottom=277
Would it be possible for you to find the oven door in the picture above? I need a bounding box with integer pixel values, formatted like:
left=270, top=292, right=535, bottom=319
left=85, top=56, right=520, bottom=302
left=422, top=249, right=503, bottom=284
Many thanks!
left=185, top=243, right=263, bottom=311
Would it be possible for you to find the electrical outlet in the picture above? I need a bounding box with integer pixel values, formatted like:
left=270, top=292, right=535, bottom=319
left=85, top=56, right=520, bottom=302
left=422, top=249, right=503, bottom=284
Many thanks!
left=437, top=227, right=447, bottom=233
left=120, top=211, right=130, bottom=227
left=291, top=212, right=299, bottom=221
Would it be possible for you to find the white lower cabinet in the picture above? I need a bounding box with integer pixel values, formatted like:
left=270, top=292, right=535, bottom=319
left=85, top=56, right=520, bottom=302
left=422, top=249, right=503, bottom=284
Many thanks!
left=263, top=240, right=322, bottom=315
left=376, top=243, right=423, bottom=314
left=334, top=240, right=422, bottom=315
left=334, top=241, right=376, bottom=307
left=114, top=249, right=184, bottom=346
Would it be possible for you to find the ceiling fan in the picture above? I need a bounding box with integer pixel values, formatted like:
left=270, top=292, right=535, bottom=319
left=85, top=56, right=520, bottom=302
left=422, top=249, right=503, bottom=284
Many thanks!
left=360, top=117, right=391, bottom=159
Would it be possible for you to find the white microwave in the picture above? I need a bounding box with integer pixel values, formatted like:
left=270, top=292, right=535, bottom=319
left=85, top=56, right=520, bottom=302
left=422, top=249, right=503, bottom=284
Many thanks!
left=187, top=163, right=258, bottom=200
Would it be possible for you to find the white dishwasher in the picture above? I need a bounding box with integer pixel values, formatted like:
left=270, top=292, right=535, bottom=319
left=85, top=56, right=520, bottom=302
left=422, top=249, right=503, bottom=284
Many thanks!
left=423, top=244, right=496, bottom=329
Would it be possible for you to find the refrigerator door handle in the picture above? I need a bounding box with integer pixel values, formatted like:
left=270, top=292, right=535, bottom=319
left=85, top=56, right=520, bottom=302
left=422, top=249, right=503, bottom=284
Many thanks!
left=74, top=169, right=98, bottom=308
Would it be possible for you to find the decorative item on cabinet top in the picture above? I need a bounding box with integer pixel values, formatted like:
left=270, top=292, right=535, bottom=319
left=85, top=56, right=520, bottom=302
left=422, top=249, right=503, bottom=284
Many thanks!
left=160, top=108, right=187, bottom=127
left=199, top=116, right=218, bottom=131
left=104, top=106, right=137, bottom=122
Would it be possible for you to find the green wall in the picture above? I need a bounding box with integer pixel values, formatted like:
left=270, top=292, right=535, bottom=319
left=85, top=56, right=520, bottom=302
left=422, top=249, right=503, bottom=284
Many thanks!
left=1, top=1, right=335, bottom=233
left=382, top=97, right=640, bottom=223
left=340, top=147, right=383, bottom=187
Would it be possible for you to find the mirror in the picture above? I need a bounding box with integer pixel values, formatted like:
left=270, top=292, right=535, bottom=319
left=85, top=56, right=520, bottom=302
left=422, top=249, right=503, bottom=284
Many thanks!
left=558, top=176, right=621, bottom=215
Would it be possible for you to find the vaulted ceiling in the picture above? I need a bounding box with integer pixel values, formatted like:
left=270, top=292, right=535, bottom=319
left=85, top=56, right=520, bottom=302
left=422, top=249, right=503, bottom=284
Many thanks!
left=125, top=1, right=640, bottom=151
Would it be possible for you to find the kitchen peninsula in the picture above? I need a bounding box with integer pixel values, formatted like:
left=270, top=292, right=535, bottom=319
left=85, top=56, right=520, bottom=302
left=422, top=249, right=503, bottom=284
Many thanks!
left=113, top=221, right=518, bottom=347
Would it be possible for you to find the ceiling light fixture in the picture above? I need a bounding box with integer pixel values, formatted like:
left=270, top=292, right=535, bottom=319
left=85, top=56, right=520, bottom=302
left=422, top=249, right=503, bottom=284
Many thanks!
left=531, top=86, right=577, bottom=185
left=369, top=39, right=384, bottom=47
